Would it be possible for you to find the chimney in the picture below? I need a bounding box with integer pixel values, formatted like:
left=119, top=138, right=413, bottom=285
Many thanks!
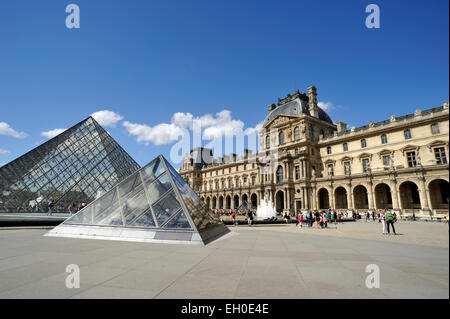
left=230, top=153, right=237, bottom=162
left=336, top=121, right=347, bottom=133
left=268, top=104, right=276, bottom=113
left=308, top=86, right=319, bottom=118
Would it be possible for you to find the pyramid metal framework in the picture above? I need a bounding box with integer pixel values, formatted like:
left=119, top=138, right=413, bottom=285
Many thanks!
left=46, top=155, right=230, bottom=245
left=0, top=117, right=140, bottom=213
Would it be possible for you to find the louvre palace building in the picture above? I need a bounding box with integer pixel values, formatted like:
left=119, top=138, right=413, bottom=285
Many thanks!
left=179, top=86, right=449, bottom=219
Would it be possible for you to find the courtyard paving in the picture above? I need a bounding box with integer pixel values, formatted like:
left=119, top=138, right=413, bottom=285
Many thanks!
left=0, top=221, right=447, bottom=299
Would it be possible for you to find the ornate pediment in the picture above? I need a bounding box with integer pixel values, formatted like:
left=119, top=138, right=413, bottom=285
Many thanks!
left=264, top=114, right=297, bottom=129
left=426, top=140, right=448, bottom=151
left=400, top=144, right=420, bottom=155
left=377, top=149, right=395, bottom=159
left=340, top=156, right=353, bottom=163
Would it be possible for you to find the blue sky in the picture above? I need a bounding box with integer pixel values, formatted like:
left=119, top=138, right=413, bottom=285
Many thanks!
left=0, top=0, right=448, bottom=168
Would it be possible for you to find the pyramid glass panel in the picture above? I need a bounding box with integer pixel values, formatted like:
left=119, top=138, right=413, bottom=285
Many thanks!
left=0, top=117, right=140, bottom=214
left=163, top=210, right=192, bottom=229
left=46, top=155, right=229, bottom=245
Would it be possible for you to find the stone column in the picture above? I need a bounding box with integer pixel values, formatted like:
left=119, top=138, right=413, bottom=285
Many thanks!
left=418, top=177, right=430, bottom=213
left=368, top=183, right=375, bottom=211
left=300, top=160, right=305, bottom=178
left=390, top=183, right=400, bottom=210
left=346, top=185, right=353, bottom=209
left=311, top=187, right=317, bottom=210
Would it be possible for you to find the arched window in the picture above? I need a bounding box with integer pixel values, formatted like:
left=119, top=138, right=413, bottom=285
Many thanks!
left=294, top=126, right=300, bottom=140
left=265, top=135, right=270, bottom=148
left=276, top=166, right=284, bottom=184
left=279, top=131, right=284, bottom=145
left=381, top=134, right=388, bottom=144
left=361, top=139, right=367, bottom=148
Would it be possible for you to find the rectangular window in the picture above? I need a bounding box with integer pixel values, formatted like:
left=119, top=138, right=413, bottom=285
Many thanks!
left=434, top=147, right=447, bottom=164
left=406, top=151, right=417, bottom=167
left=343, top=143, right=348, bottom=152
left=404, top=129, right=412, bottom=140
left=295, top=165, right=300, bottom=179
left=327, top=164, right=334, bottom=176
left=362, top=158, right=370, bottom=173
left=344, top=161, right=351, bottom=175
left=431, top=123, right=440, bottom=135
left=383, top=155, right=391, bottom=167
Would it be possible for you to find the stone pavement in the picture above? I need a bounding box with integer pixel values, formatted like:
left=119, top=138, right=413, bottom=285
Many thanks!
left=0, top=221, right=448, bottom=299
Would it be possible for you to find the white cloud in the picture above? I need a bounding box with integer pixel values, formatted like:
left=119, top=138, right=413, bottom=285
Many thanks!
left=91, top=110, right=123, bottom=127
left=171, top=112, right=194, bottom=129
left=0, top=149, right=11, bottom=155
left=0, top=122, right=28, bottom=138
left=318, top=101, right=342, bottom=112
left=244, top=121, right=263, bottom=136
left=123, top=121, right=184, bottom=146
left=124, top=109, right=258, bottom=146
left=41, top=128, right=67, bottom=139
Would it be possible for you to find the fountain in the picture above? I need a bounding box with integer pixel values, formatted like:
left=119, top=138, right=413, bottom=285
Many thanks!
left=256, top=197, right=277, bottom=219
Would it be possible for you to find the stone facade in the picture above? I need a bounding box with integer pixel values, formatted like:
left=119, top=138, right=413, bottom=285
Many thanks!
left=179, top=87, right=449, bottom=219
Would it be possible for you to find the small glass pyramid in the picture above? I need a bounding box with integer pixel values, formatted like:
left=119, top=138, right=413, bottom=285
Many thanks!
left=46, top=155, right=229, bottom=245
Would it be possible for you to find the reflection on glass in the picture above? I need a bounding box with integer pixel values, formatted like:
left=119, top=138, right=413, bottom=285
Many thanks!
left=141, top=158, right=165, bottom=182
left=129, top=209, right=156, bottom=227
left=122, top=190, right=151, bottom=225
left=145, top=173, right=171, bottom=204
left=162, top=210, right=191, bottom=229
left=65, top=205, right=93, bottom=225
left=152, top=190, right=181, bottom=225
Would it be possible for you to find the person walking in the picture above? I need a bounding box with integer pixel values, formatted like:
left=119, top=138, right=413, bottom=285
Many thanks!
left=385, top=209, right=397, bottom=235
left=315, top=211, right=321, bottom=228
left=247, top=211, right=254, bottom=227
left=323, top=212, right=328, bottom=229
left=67, top=202, right=75, bottom=216
left=297, top=212, right=303, bottom=228
left=380, top=209, right=387, bottom=234
left=47, top=200, right=54, bottom=216
left=366, top=211, right=370, bottom=222
left=306, top=210, right=312, bottom=227
left=231, top=212, right=236, bottom=226
left=372, top=211, right=376, bottom=221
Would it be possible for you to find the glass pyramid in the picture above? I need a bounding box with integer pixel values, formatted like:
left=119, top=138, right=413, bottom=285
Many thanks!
left=46, top=155, right=230, bottom=245
left=0, top=117, right=140, bottom=214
